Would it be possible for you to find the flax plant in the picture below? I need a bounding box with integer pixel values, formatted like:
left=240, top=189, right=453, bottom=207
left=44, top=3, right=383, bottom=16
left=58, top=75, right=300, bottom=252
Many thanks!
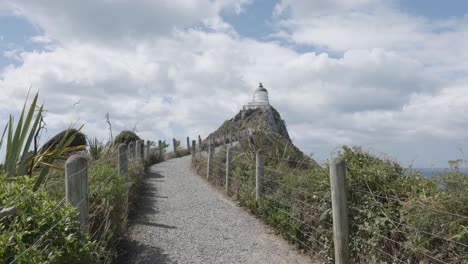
left=0, top=92, right=86, bottom=190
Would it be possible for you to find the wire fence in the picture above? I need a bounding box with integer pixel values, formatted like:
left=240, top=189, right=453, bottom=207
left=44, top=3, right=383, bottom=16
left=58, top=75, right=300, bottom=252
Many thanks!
left=0, top=140, right=147, bottom=264
left=196, top=140, right=468, bottom=263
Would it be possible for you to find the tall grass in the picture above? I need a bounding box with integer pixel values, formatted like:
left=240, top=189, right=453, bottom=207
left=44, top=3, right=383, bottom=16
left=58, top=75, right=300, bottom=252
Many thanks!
left=192, top=133, right=468, bottom=262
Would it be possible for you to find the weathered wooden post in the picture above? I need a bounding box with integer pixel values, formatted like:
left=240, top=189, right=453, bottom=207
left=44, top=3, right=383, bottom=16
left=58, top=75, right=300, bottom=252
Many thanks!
left=330, top=158, right=350, bottom=264
left=118, top=144, right=128, bottom=177
left=146, top=140, right=151, bottom=161
left=226, top=146, right=232, bottom=193
left=207, top=143, right=213, bottom=180
left=173, top=138, right=178, bottom=157
left=65, top=155, right=89, bottom=232
left=128, top=142, right=135, bottom=161
left=118, top=144, right=129, bottom=195
left=158, top=140, right=162, bottom=160
left=191, top=140, right=196, bottom=157
left=198, top=135, right=202, bottom=155
left=187, top=137, right=190, bottom=151
left=135, top=140, right=142, bottom=161
left=256, top=149, right=264, bottom=201
left=140, top=140, right=145, bottom=160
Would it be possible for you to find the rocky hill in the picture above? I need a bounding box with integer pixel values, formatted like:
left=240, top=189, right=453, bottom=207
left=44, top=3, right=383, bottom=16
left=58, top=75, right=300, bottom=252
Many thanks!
left=208, top=107, right=291, bottom=142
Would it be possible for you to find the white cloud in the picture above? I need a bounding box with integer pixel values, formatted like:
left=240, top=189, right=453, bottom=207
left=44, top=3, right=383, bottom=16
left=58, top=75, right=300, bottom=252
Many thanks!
left=0, top=0, right=467, bottom=167
left=2, top=0, right=249, bottom=45
left=274, top=0, right=468, bottom=75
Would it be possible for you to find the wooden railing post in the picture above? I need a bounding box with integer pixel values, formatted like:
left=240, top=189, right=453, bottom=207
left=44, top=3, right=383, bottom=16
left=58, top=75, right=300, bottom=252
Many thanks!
left=256, top=149, right=264, bottom=201
left=135, top=140, right=142, bottom=161
left=173, top=138, right=178, bottom=157
left=141, top=139, right=145, bottom=160
left=158, top=140, right=162, bottom=160
left=192, top=140, right=196, bottom=157
left=187, top=137, right=190, bottom=151
left=118, top=144, right=128, bottom=177
left=118, top=144, right=129, bottom=196
left=65, top=155, right=89, bottom=232
left=207, top=143, right=213, bottom=180
left=146, top=140, right=150, bottom=161
left=198, top=135, right=202, bottom=156
left=128, top=142, right=135, bottom=161
left=330, top=158, right=350, bottom=264
left=226, top=146, right=232, bottom=193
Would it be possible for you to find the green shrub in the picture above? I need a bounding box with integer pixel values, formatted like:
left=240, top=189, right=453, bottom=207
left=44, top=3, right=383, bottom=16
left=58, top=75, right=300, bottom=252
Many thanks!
left=40, top=129, right=87, bottom=154
left=192, top=138, right=468, bottom=263
left=146, top=148, right=164, bottom=166
left=0, top=175, right=97, bottom=264
left=114, top=131, right=140, bottom=146
left=127, top=161, right=145, bottom=215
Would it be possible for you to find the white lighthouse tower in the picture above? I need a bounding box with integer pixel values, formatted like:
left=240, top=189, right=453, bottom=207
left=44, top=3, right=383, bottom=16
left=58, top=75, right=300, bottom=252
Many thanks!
left=243, top=83, right=271, bottom=110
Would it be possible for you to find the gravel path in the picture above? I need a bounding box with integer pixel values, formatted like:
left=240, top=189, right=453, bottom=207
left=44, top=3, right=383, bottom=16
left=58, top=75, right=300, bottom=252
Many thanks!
left=115, top=155, right=314, bottom=264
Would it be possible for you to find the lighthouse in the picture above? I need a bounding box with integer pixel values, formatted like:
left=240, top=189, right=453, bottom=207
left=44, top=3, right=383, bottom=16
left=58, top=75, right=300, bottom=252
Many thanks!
left=243, top=83, right=271, bottom=111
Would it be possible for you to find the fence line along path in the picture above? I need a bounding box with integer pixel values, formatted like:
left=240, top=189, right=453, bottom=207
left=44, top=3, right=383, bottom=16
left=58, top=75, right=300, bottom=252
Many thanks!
left=116, top=155, right=315, bottom=264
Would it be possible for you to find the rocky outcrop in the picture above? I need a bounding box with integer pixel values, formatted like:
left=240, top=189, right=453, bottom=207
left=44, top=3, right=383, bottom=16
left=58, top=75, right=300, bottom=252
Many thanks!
left=208, top=107, right=291, bottom=142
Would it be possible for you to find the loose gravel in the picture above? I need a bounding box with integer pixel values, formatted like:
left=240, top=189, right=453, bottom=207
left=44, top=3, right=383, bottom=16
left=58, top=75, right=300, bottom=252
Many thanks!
left=115, top=155, right=315, bottom=264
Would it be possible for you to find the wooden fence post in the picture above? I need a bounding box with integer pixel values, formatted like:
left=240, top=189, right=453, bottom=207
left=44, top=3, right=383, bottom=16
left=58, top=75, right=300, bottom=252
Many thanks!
left=118, top=144, right=128, bottom=177
left=330, top=157, right=350, bottom=264
left=135, top=140, right=142, bottom=161
left=226, top=146, right=232, bottom=193
left=128, top=142, right=135, bottom=161
left=140, top=140, right=145, bottom=160
left=192, top=140, right=196, bottom=157
left=173, top=138, right=178, bottom=157
left=207, top=143, right=213, bottom=180
left=65, top=155, right=89, bottom=232
left=158, top=140, right=162, bottom=160
left=256, top=149, right=264, bottom=201
left=187, top=137, right=190, bottom=151
left=198, top=135, right=202, bottom=155
left=146, top=140, right=150, bottom=161
left=118, top=144, right=129, bottom=196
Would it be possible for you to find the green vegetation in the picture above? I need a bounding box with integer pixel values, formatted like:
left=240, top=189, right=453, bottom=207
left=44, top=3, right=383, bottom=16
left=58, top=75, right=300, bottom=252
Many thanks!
left=212, top=107, right=291, bottom=141
left=0, top=93, right=86, bottom=191
left=114, top=131, right=141, bottom=145
left=40, top=128, right=87, bottom=154
left=0, top=93, right=149, bottom=263
left=0, top=175, right=96, bottom=263
left=192, top=132, right=467, bottom=262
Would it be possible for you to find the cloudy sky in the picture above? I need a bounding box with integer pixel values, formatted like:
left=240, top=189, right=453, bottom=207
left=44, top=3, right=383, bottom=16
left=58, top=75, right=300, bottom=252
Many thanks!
left=0, top=0, right=467, bottom=167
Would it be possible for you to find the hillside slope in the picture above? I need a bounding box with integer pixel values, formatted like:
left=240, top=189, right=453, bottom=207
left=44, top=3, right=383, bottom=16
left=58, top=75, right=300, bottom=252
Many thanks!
left=209, top=107, right=290, bottom=141
left=206, top=107, right=318, bottom=167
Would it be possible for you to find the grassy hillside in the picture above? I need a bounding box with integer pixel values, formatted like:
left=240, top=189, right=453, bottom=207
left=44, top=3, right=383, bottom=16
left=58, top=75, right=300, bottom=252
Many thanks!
left=192, top=107, right=467, bottom=262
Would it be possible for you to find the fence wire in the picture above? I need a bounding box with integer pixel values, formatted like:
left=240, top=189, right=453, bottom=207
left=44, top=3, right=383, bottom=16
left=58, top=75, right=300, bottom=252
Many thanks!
left=3, top=145, right=141, bottom=264
left=201, top=145, right=467, bottom=263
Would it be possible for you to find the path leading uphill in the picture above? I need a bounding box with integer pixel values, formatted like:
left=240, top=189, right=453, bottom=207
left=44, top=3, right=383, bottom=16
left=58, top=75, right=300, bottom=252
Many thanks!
left=115, top=155, right=314, bottom=264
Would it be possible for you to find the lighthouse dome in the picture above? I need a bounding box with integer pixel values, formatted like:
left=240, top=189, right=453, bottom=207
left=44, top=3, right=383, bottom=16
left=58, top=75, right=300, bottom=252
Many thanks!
left=253, top=83, right=269, bottom=103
